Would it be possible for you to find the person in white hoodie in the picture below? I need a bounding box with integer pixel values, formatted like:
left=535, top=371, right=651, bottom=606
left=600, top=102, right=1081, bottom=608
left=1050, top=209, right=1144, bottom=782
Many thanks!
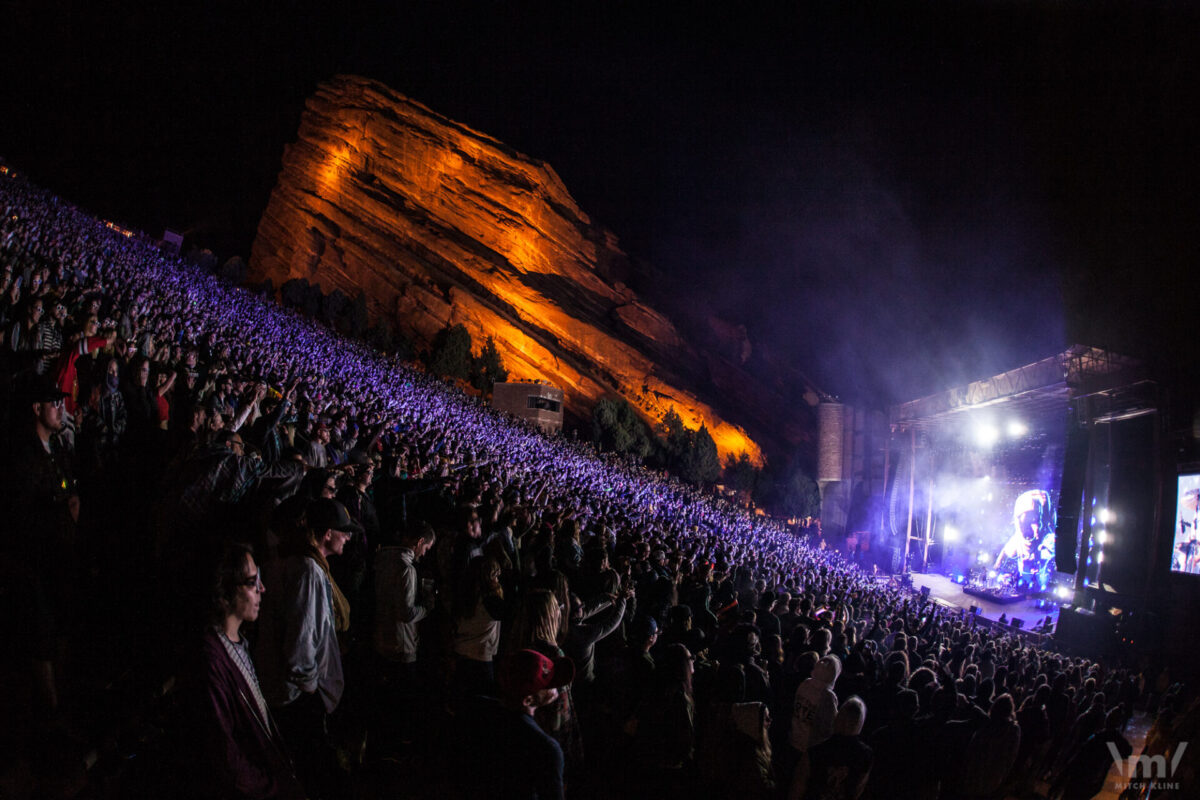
left=788, top=653, right=842, bottom=800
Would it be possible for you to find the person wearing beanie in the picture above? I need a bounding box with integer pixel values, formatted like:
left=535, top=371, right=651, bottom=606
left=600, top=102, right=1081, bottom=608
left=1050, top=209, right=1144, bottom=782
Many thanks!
left=797, top=696, right=872, bottom=800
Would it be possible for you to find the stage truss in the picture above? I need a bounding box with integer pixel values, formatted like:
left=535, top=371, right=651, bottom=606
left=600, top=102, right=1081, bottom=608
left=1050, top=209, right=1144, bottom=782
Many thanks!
left=883, top=345, right=1145, bottom=577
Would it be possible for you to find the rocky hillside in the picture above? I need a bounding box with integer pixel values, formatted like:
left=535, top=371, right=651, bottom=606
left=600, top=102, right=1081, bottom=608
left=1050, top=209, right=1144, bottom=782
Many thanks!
left=250, top=75, right=816, bottom=464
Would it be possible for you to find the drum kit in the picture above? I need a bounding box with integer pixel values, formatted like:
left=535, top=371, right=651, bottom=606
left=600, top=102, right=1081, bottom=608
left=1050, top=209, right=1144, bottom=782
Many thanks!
left=963, top=565, right=1024, bottom=603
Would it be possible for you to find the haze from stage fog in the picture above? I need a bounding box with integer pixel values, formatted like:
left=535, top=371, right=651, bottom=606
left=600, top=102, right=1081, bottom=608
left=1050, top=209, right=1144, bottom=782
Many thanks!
left=2, top=2, right=1196, bottom=405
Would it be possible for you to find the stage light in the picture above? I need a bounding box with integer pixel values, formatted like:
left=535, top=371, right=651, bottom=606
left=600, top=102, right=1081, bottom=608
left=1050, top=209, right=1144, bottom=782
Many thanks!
left=1056, top=586, right=1072, bottom=599
left=1095, top=530, right=1108, bottom=545
left=1098, top=508, right=1113, bottom=524
left=977, top=552, right=990, bottom=564
left=987, top=570, right=997, bottom=579
left=974, top=423, right=1000, bottom=448
left=944, top=525, right=959, bottom=542
left=1007, top=420, right=1028, bottom=438
left=1097, top=552, right=1104, bottom=563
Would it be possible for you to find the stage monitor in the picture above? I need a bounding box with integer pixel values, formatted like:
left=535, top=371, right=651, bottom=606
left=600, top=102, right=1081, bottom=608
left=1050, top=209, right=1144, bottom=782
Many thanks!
left=1170, top=473, right=1200, bottom=575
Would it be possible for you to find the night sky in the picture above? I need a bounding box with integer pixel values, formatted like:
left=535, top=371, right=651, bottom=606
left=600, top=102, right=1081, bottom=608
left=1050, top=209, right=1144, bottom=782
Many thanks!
left=3, top=1, right=1197, bottom=407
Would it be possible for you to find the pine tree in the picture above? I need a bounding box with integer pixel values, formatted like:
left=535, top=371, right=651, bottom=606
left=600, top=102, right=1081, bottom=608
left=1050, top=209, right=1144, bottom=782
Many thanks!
left=593, top=398, right=656, bottom=459
left=660, top=408, right=689, bottom=467
left=755, top=460, right=821, bottom=519
left=724, top=451, right=760, bottom=494
left=680, top=423, right=721, bottom=484
left=427, top=323, right=474, bottom=381
left=472, top=335, right=508, bottom=394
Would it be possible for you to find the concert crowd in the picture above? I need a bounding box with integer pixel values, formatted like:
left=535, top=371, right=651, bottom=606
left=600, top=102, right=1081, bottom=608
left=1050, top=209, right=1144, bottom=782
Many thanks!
left=1, top=170, right=1194, bottom=800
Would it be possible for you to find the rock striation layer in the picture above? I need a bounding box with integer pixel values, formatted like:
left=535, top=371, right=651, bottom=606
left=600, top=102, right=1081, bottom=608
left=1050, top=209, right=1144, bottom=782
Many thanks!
left=251, top=75, right=814, bottom=464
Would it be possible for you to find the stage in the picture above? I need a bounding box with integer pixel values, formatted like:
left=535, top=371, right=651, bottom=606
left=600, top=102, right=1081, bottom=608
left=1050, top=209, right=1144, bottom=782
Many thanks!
left=909, top=571, right=1060, bottom=631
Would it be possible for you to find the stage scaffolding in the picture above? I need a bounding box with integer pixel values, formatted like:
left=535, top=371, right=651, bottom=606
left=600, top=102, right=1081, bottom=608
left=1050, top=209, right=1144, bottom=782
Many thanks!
left=882, top=345, right=1145, bottom=574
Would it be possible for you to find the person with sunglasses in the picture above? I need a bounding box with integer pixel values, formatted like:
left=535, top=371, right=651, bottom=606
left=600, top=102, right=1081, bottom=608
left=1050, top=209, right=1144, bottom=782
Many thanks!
left=189, top=542, right=304, bottom=799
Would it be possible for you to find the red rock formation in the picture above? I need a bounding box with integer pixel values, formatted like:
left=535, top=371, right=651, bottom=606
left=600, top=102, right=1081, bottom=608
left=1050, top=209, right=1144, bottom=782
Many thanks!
left=251, top=75, right=813, bottom=465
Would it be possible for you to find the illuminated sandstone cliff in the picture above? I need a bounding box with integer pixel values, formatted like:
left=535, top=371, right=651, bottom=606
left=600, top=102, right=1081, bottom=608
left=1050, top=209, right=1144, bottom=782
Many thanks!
left=251, top=75, right=811, bottom=464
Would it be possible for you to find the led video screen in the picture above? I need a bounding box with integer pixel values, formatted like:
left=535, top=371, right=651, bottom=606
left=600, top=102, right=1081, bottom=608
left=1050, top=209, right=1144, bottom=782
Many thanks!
left=1171, top=473, right=1200, bottom=575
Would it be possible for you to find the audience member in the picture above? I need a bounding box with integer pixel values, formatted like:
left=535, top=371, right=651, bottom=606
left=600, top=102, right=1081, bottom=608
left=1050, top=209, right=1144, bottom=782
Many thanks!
left=188, top=542, right=304, bottom=799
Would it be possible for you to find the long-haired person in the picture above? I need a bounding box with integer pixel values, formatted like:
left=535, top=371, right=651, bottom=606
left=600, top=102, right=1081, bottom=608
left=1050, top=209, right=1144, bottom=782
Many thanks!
left=514, top=588, right=583, bottom=775
left=187, top=543, right=303, bottom=799
left=452, top=554, right=511, bottom=700
left=255, top=499, right=359, bottom=799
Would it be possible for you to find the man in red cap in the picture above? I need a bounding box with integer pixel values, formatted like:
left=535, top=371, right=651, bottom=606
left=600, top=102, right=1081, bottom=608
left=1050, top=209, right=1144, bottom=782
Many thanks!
left=461, top=649, right=575, bottom=799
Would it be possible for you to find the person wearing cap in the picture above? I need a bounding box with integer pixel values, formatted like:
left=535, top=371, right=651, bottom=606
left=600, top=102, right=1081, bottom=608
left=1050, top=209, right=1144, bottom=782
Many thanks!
left=254, top=497, right=360, bottom=799
left=512, top=588, right=587, bottom=763
left=462, top=649, right=574, bottom=800
left=5, top=376, right=78, bottom=712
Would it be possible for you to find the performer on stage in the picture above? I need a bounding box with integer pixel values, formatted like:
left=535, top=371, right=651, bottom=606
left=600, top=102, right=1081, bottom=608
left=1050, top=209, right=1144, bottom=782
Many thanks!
left=1173, top=487, right=1200, bottom=574
left=994, top=489, right=1055, bottom=588
left=1175, top=537, right=1200, bottom=574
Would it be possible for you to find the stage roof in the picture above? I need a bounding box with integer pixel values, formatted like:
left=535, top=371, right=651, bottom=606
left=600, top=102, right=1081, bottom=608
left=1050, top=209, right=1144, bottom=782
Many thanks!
left=889, top=345, right=1142, bottom=434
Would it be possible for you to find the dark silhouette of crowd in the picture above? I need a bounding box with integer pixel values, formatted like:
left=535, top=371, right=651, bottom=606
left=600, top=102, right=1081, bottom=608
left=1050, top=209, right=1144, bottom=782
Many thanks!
left=1, top=168, right=1195, bottom=800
